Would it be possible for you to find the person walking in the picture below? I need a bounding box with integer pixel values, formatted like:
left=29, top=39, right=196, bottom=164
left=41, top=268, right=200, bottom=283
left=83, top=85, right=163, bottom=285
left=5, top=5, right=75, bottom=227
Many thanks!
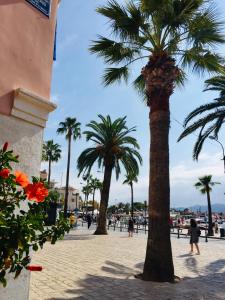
left=188, top=218, right=201, bottom=255
left=128, top=217, right=134, bottom=237
left=86, top=213, right=92, bottom=229
left=69, top=213, right=75, bottom=228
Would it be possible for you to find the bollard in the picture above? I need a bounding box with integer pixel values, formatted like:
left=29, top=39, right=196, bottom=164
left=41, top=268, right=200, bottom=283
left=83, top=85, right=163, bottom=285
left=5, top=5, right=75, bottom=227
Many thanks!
left=177, top=227, right=180, bottom=239
left=145, top=223, right=147, bottom=234
left=108, top=223, right=109, bottom=230
left=114, top=223, right=116, bottom=231
left=205, top=229, right=208, bottom=242
left=136, top=223, right=138, bottom=234
left=120, top=223, right=122, bottom=232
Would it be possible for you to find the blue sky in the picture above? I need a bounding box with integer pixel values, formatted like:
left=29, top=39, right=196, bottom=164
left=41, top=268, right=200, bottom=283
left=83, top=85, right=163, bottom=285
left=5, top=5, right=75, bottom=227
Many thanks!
left=43, top=0, right=225, bottom=208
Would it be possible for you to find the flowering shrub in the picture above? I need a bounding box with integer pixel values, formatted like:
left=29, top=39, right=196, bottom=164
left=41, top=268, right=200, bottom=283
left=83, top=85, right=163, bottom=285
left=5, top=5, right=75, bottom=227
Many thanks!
left=0, top=143, right=70, bottom=286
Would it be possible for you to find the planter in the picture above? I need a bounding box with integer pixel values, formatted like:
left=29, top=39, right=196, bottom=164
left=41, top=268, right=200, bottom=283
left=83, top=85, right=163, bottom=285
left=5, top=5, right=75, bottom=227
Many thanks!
left=0, top=270, right=31, bottom=300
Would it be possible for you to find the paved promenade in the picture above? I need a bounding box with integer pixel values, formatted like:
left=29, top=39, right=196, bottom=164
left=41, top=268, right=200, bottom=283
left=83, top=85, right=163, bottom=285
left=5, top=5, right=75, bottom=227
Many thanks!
left=29, top=224, right=225, bottom=300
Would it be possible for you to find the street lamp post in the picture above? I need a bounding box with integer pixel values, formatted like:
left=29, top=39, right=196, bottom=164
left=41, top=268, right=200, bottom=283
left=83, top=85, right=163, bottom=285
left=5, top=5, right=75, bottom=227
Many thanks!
left=144, top=200, right=147, bottom=234
left=209, top=136, right=225, bottom=173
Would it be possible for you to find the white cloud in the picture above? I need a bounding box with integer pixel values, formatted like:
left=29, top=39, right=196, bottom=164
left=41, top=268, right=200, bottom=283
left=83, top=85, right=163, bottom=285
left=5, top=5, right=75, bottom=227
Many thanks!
left=170, top=151, right=223, bottom=186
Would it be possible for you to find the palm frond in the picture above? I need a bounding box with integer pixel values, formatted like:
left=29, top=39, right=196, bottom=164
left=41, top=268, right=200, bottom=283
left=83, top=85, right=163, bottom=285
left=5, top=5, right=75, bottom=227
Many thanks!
left=97, top=0, right=143, bottom=41
left=188, top=6, right=224, bottom=47
left=181, top=48, right=223, bottom=75
left=90, top=36, right=140, bottom=64
left=103, top=66, right=129, bottom=86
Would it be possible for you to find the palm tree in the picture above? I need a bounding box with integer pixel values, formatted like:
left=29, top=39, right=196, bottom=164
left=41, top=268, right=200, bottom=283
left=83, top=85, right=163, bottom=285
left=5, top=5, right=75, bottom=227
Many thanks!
left=178, top=76, right=225, bottom=159
left=194, top=175, right=220, bottom=236
left=57, top=117, right=81, bottom=217
left=77, top=115, right=142, bottom=235
left=123, top=173, right=138, bottom=219
left=82, top=184, right=93, bottom=214
left=89, top=177, right=103, bottom=216
left=90, top=0, right=224, bottom=282
left=42, top=140, right=61, bottom=185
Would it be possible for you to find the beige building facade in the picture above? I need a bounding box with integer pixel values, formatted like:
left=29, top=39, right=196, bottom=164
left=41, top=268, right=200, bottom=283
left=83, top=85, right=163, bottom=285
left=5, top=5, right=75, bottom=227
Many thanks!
left=56, top=186, right=82, bottom=211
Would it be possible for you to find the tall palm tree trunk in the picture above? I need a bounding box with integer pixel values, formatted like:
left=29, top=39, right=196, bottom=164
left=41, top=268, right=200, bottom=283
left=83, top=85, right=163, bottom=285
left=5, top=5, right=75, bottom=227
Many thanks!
left=143, top=96, right=174, bottom=282
left=94, top=163, right=113, bottom=235
left=130, top=183, right=134, bottom=219
left=48, top=159, right=51, bottom=186
left=141, top=53, right=177, bottom=282
left=64, top=135, right=71, bottom=218
left=92, top=189, right=96, bottom=216
left=206, top=188, right=213, bottom=236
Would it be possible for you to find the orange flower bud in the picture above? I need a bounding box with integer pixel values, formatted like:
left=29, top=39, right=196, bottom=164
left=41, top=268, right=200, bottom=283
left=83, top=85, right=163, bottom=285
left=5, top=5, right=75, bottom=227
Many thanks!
left=2, top=142, right=8, bottom=152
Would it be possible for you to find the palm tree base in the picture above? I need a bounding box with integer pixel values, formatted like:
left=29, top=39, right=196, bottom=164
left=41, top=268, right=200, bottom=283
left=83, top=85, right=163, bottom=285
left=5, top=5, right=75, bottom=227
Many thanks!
left=135, top=273, right=180, bottom=283
left=94, top=228, right=108, bottom=235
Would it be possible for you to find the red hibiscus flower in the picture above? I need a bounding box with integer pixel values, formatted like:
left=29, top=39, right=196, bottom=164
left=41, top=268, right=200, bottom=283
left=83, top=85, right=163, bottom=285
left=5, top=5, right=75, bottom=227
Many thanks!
left=15, top=171, right=29, bottom=188
left=25, top=182, right=48, bottom=203
left=0, top=168, right=10, bottom=179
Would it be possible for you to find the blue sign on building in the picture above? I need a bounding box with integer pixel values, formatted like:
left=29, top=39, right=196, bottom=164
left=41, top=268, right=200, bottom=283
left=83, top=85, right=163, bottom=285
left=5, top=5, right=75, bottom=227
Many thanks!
left=26, top=0, right=51, bottom=17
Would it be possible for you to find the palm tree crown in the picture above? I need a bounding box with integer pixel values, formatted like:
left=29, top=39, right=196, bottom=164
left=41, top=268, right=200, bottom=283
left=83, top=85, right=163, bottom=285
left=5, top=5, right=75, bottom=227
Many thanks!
left=42, top=140, right=61, bottom=162
left=195, top=175, right=220, bottom=193
left=178, top=76, right=225, bottom=159
left=123, top=173, right=138, bottom=186
left=90, top=0, right=224, bottom=94
left=57, top=117, right=81, bottom=140
left=77, top=115, right=142, bottom=177
left=42, top=140, right=61, bottom=184
left=89, top=177, right=103, bottom=192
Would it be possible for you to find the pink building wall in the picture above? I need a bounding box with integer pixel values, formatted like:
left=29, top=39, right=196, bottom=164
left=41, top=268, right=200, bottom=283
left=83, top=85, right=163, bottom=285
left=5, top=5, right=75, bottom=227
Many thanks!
left=0, top=0, right=58, bottom=115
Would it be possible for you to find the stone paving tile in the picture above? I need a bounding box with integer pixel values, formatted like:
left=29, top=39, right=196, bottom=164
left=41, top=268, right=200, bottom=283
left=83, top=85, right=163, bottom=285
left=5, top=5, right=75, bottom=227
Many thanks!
left=29, top=224, right=225, bottom=300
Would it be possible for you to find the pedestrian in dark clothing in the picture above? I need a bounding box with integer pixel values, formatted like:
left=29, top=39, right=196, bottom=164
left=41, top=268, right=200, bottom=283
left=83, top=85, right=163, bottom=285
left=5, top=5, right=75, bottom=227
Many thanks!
left=188, top=218, right=201, bottom=255
left=128, top=218, right=134, bottom=237
left=86, top=214, right=92, bottom=229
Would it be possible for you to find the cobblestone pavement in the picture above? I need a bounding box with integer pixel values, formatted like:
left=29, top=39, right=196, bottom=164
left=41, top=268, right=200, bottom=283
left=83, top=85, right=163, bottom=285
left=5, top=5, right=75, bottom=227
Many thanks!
left=29, top=224, right=225, bottom=300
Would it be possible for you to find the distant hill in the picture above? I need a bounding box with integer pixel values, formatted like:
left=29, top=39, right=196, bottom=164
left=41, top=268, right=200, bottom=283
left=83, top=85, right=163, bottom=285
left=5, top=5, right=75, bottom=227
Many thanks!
left=175, top=203, right=225, bottom=213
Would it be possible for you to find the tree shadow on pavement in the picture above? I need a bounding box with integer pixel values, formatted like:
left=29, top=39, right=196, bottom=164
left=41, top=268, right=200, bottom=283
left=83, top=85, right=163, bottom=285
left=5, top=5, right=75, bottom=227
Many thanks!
left=46, top=259, right=225, bottom=300
left=101, top=260, right=139, bottom=278
left=63, top=234, right=95, bottom=241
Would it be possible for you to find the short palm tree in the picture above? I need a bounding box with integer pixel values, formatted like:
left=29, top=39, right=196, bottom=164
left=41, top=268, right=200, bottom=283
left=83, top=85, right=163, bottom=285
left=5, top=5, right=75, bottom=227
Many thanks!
left=194, top=175, right=220, bottom=236
left=90, top=0, right=224, bottom=282
left=42, top=140, right=61, bottom=185
left=123, top=173, right=138, bottom=219
left=178, top=76, right=225, bottom=159
left=77, top=115, right=142, bottom=235
left=57, top=117, right=81, bottom=217
left=89, top=177, right=103, bottom=216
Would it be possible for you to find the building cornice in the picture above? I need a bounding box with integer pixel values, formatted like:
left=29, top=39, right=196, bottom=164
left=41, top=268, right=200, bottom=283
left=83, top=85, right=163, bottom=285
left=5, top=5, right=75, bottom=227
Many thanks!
left=11, top=88, right=57, bottom=128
